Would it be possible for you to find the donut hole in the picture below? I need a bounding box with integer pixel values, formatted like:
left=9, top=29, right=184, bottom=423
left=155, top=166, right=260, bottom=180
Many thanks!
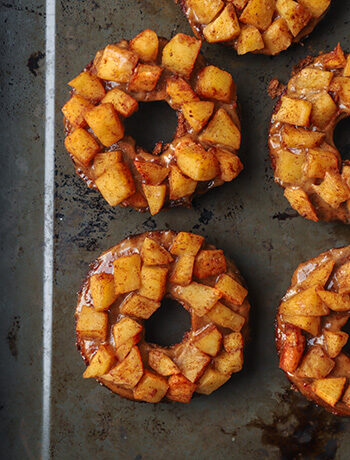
left=144, top=297, right=191, bottom=347
left=124, top=101, right=178, bottom=153
left=333, top=116, right=350, bottom=162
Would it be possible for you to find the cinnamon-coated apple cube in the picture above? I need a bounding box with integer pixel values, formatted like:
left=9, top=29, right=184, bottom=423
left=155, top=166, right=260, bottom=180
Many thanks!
left=170, top=255, right=195, bottom=286
left=283, top=314, right=321, bottom=336
left=342, top=384, right=350, bottom=406
left=148, top=349, right=180, bottom=376
left=62, top=94, right=94, bottom=128
left=170, top=232, right=204, bottom=256
left=102, top=88, right=138, bottom=117
left=93, top=150, right=123, bottom=178
left=129, top=29, right=159, bottom=62
left=298, top=259, right=335, bottom=290
left=281, top=125, right=325, bottom=148
left=166, top=374, right=196, bottom=403
left=181, top=101, right=214, bottom=133
left=193, top=324, right=222, bottom=356
left=236, top=25, right=264, bottom=55
left=175, top=343, right=211, bottom=383
left=298, top=0, right=330, bottom=17
left=306, top=148, right=338, bottom=179
left=174, top=137, right=219, bottom=181
left=318, top=44, right=346, bottom=69
left=344, top=56, right=350, bottom=77
left=129, top=64, right=163, bottom=92
left=316, top=290, right=350, bottom=312
left=194, top=250, right=227, bottom=279
left=161, top=33, right=201, bottom=78
left=324, top=330, right=349, bottom=358
left=113, top=253, right=141, bottom=295
left=120, top=293, right=161, bottom=319
left=90, top=273, right=117, bottom=311
left=112, top=317, right=143, bottom=348
left=288, top=68, right=333, bottom=94
left=196, top=368, right=230, bottom=394
left=334, top=262, right=350, bottom=294
left=95, top=162, right=135, bottom=206
left=65, top=128, right=100, bottom=166
left=215, top=274, right=248, bottom=306
left=196, top=66, right=233, bottom=103
left=206, top=301, right=245, bottom=331
left=76, top=305, right=108, bottom=341
left=133, top=370, right=169, bottom=403
left=279, top=286, right=329, bottom=316
left=199, top=109, right=241, bottom=150
left=311, top=377, right=346, bottom=407
left=279, top=326, right=305, bottom=373
left=224, top=332, right=243, bottom=353
left=68, top=71, right=106, bottom=103
left=330, top=76, right=350, bottom=107
left=232, top=0, right=249, bottom=8
left=169, top=165, right=197, bottom=200
left=142, top=184, right=167, bottom=215
left=213, top=148, right=243, bottom=182
left=240, top=0, right=275, bottom=30
left=84, top=103, right=124, bottom=147
left=138, top=265, right=168, bottom=301
left=284, top=187, right=318, bottom=222
left=96, top=44, right=138, bottom=82
left=306, top=91, right=337, bottom=129
left=312, top=172, right=350, bottom=209
left=275, top=150, right=306, bottom=185
left=343, top=165, right=350, bottom=188
left=188, top=0, right=224, bottom=24
left=262, top=17, right=293, bottom=55
left=115, top=338, right=137, bottom=362
left=214, top=349, right=243, bottom=374
left=332, top=353, right=350, bottom=378
left=274, top=96, right=312, bottom=126
left=141, top=237, right=173, bottom=266
left=134, top=161, right=168, bottom=186
left=166, top=77, right=199, bottom=107
left=203, top=5, right=241, bottom=43
left=83, top=344, right=115, bottom=378
left=296, top=346, right=334, bottom=378
left=106, top=346, right=143, bottom=389
left=173, top=282, right=222, bottom=317
left=276, top=0, right=311, bottom=37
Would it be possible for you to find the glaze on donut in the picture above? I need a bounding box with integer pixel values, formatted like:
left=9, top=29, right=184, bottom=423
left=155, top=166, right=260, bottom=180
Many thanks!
left=76, top=231, right=250, bottom=403
left=62, top=30, right=242, bottom=215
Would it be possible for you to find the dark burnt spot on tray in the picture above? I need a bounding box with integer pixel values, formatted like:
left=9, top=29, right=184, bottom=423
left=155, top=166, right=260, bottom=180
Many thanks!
left=7, top=316, right=20, bottom=359
left=27, top=51, right=45, bottom=76
left=199, top=208, right=213, bottom=225
left=273, top=210, right=299, bottom=221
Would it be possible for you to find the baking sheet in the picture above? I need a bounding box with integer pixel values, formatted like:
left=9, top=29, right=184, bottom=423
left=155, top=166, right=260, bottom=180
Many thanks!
left=2, top=0, right=350, bottom=458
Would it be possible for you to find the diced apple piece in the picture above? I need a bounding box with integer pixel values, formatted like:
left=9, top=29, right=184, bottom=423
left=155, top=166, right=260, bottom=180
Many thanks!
left=324, top=330, right=349, bottom=358
left=93, top=150, right=123, bottom=177
left=120, top=293, right=161, bottom=319
left=214, top=349, right=243, bottom=374
left=199, top=108, right=241, bottom=150
left=162, top=33, right=201, bottom=78
left=276, top=0, right=311, bottom=36
left=288, top=68, right=333, bottom=94
left=141, top=237, right=173, bottom=266
left=193, top=250, right=226, bottom=279
left=298, top=0, right=330, bottom=17
left=129, top=64, right=163, bottom=92
left=102, top=87, right=138, bottom=117
left=273, top=96, right=312, bottom=126
left=306, top=148, right=338, bottom=179
left=133, top=370, right=169, bottom=402
left=166, top=374, right=197, bottom=403
left=148, top=349, right=180, bottom=376
left=166, top=77, right=199, bottom=107
left=306, top=91, right=337, bottom=129
left=175, top=342, right=211, bottom=383
left=106, top=346, right=143, bottom=389
left=279, top=326, right=305, bottom=373
left=215, top=274, right=248, bottom=306
left=206, top=301, right=246, bottom=331
left=170, top=255, right=195, bottom=286
left=344, top=56, right=350, bottom=77
left=232, top=0, right=249, bottom=8
left=342, top=385, right=350, bottom=406
left=298, top=260, right=335, bottom=290
left=90, top=273, right=117, bottom=311
left=84, top=103, right=124, bottom=147
left=297, top=346, right=334, bottom=378
left=173, top=282, right=222, bottom=317
left=112, top=317, right=143, bottom=348
left=196, top=66, right=233, bottom=103
left=138, top=265, right=168, bottom=301
left=330, top=76, right=350, bottom=107
left=196, top=368, right=230, bottom=395
left=284, top=187, right=318, bottom=222
left=65, top=128, right=100, bottom=166
left=95, top=162, right=136, bottom=206
left=213, top=148, right=243, bottom=182
left=311, top=377, right=346, bottom=407
left=279, top=286, right=329, bottom=316
left=188, top=0, right=224, bottom=24
left=129, top=29, right=159, bottom=62
left=236, top=25, right=264, bottom=55
left=262, top=17, right=293, bottom=55
left=76, top=305, right=108, bottom=341
left=68, top=71, right=105, bottom=103
left=113, top=253, right=141, bottom=295
left=275, top=150, right=306, bottom=185
left=115, top=338, right=137, bottom=362
left=193, top=324, right=222, bottom=356
left=169, top=165, right=197, bottom=200
left=283, top=314, right=321, bottom=336
left=224, top=332, right=243, bottom=353
left=203, top=5, right=240, bottom=43
left=134, top=161, right=168, bottom=186
left=240, top=0, right=275, bottom=30
left=312, top=172, right=350, bottom=209
left=316, top=290, right=350, bottom=312
left=343, top=165, right=350, bottom=188
left=62, top=95, right=94, bottom=127
left=83, top=344, right=115, bottom=378
left=170, top=232, right=204, bottom=256
left=181, top=101, right=214, bottom=133
left=318, top=44, right=346, bottom=69
left=335, top=262, right=350, bottom=294
left=142, top=184, right=167, bottom=215
left=281, top=125, right=325, bottom=148
left=96, top=44, right=138, bottom=82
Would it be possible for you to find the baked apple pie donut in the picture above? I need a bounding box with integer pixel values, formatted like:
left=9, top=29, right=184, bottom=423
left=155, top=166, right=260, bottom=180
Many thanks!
left=62, top=30, right=242, bottom=215
left=269, top=45, right=350, bottom=223
left=176, top=0, right=331, bottom=55
left=276, top=245, right=350, bottom=415
left=76, top=231, right=250, bottom=403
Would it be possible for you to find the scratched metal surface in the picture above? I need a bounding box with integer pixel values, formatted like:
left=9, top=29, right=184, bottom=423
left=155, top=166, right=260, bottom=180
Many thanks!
left=2, top=0, right=350, bottom=459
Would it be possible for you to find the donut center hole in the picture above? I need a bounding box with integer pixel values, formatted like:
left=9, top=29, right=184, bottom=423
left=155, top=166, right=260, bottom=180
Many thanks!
left=124, top=100, right=178, bottom=153
left=333, top=116, right=350, bottom=161
left=144, top=297, right=191, bottom=347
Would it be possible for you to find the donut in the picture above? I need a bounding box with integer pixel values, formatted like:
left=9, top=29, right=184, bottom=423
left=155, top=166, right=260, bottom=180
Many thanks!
left=76, top=231, right=250, bottom=403
left=62, top=30, right=242, bottom=215
left=269, top=45, right=350, bottom=223
left=276, top=245, right=350, bottom=415
left=175, top=0, right=331, bottom=55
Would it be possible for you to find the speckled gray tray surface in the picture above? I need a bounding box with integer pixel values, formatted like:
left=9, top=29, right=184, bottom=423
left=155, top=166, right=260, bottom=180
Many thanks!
left=1, top=1, right=350, bottom=459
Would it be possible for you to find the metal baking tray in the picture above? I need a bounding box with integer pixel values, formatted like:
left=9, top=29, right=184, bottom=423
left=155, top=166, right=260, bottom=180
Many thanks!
left=1, top=1, right=350, bottom=458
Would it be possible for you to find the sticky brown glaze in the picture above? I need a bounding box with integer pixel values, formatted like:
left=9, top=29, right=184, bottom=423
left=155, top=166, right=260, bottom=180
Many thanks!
left=276, top=246, right=350, bottom=416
